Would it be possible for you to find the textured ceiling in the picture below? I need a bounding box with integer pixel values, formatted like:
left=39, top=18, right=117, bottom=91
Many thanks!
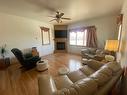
left=0, top=0, right=124, bottom=24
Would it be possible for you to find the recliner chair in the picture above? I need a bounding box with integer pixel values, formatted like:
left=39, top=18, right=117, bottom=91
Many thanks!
left=11, top=48, right=41, bottom=69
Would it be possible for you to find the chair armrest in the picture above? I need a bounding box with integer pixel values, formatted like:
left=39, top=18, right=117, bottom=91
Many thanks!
left=25, top=56, right=41, bottom=63
left=94, top=55, right=105, bottom=61
left=24, top=53, right=33, bottom=58
left=81, top=49, right=89, bottom=53
left=38, top=75, right=57, bottom=95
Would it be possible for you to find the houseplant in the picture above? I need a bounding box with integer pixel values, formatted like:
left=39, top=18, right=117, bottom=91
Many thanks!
left=0, top=44, right=7, bottom=59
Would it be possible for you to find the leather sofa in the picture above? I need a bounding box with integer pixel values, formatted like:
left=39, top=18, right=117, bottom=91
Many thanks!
left=81, top=48, right=112, bottom=61
left=38, top=60, right=123, bottom=95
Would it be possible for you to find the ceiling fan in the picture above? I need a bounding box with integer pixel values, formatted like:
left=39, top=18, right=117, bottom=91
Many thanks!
left=49, top=11, right=71, bottom=23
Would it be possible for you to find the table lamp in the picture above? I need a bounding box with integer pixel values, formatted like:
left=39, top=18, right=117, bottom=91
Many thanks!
left=105, top=40, right=119, bottom=52
left=105, top=40, right=119, bottom=56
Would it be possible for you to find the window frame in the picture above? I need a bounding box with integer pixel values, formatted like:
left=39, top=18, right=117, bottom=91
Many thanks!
left=40, top=27, right=50, bottom=45
left=69, top=29, right=87, bottom=47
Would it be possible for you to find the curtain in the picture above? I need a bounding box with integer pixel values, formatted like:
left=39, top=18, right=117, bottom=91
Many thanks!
left=86, top=26, right=98, bottom=48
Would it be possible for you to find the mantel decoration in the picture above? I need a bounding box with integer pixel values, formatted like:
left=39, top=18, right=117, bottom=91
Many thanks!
left=0, top=44, right=7, bottom=58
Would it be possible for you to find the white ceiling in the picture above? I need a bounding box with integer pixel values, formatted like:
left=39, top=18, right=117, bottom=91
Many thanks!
left=0, top=0, right=124, bottom=24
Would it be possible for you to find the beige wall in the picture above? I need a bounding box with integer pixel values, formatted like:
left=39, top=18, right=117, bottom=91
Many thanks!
left=0, top=13, right=54, bottom=58
left=68, top=15, right=118, bottom=54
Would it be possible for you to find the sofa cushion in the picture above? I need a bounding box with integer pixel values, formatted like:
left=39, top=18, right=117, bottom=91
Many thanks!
left=86, top=54, right=95, bottom=58
left=81, top=49, right=89, bottom=54
left=90, top=71, right=112, bottom=86
left=54, top=75, right=73, bottom=90
left=74, top=78, right=98, bottom=95
left=80, top=65, right=95, bottom=76
left=87, top=59, right=104, bottom=70
left=88, top=48, right=97, bottom=54
left=96, top=66, right=113, bottom=76
left=101, top=50, right=111, bottom=55
left=56, top=88, right=79, bottom=95
left=96, top=49, right=102, bottom=55
left=67, top=70, right=87, bottom=83
left=104, top=62, right=121, bottom=73
left=56, top=78, right=98, bottom=95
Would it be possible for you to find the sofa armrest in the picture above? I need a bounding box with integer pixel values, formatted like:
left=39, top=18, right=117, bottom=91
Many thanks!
left=38, top=75, right=57, bottom=95
left=81, top=49, right=90, bottom=54
left=87, top=59, right=104, bottom=70
left=94, top=55, right=105, bottom=61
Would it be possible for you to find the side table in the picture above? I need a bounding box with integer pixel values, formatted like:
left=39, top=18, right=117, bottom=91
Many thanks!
left=81, top=58, right=88, bottom=65
left=36, top=60, right=48, bottom=71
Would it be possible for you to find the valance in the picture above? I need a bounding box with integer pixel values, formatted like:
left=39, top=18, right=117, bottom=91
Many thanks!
left=69, top=26, right=95, bottom=32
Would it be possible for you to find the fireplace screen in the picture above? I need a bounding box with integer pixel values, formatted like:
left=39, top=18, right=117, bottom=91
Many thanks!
left=56, top=42, right=65, bottom=50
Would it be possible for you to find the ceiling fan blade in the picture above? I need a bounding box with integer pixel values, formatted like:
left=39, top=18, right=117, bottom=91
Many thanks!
left=61, top=17, right=71, bottom=20
left=48, top=16, right=56, bottom=18
left=49, top=19, right=57, bottom=22
left=60, top=13, right=64, bottom=17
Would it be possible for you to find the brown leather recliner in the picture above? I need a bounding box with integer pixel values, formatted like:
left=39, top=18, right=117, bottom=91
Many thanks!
left=81, top=48, right=112, bottom=61
left=38, top=60, right=123, bottom=95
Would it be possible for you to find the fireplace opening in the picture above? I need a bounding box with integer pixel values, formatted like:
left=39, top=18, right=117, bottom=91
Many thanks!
left=56, top=42, right=65, bottom=50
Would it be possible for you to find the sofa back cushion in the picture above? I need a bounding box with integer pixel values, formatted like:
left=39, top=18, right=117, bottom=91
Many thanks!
left=56, top=78, right=98, bottom=95
left=90, top=71, right=112, bottom=86
left=103, top=62, right=121, bottom=74
left=80, top=65, right=95, bottom=76
left=88, top=48, right=97, bottom=55
left=87, top=59, right=104, bottom=71
left=54, top=75, right=73, bottom=90
left=96, top=49, right=102, bottom=55
left=96, top=66, right=113, bottom=76
left=67, top=70, right=87, bottom=83
left=89, top=62, right=117, bottom=87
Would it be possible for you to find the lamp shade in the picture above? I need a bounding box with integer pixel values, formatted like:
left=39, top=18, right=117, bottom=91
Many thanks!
left=105, top=40, right=119, bottom=52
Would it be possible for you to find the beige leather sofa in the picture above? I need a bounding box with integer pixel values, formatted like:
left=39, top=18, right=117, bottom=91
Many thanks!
left=38, top=60, right=123, bottom=95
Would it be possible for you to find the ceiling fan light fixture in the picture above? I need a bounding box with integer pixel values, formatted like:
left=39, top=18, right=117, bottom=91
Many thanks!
left=49, top=11, right=71, bottom=23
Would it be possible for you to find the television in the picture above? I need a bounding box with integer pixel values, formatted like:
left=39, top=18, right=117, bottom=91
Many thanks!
left=55, top=30, right=67, bottom=38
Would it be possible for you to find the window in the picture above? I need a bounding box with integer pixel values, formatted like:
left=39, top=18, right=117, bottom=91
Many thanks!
left=69, top=29, right=87, bottom=46
left=40, top=27, right=50, bottom=45
left=118, top=24, right=122, bottom=41
left=117, top=14, right=123, bottom=51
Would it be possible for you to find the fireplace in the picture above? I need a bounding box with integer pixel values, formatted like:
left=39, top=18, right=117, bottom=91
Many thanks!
left=54, top=25, right=68, bottom=53
left=54, top=39, right=67, bottom=52
left=56, top=42, right=65, bottom=50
